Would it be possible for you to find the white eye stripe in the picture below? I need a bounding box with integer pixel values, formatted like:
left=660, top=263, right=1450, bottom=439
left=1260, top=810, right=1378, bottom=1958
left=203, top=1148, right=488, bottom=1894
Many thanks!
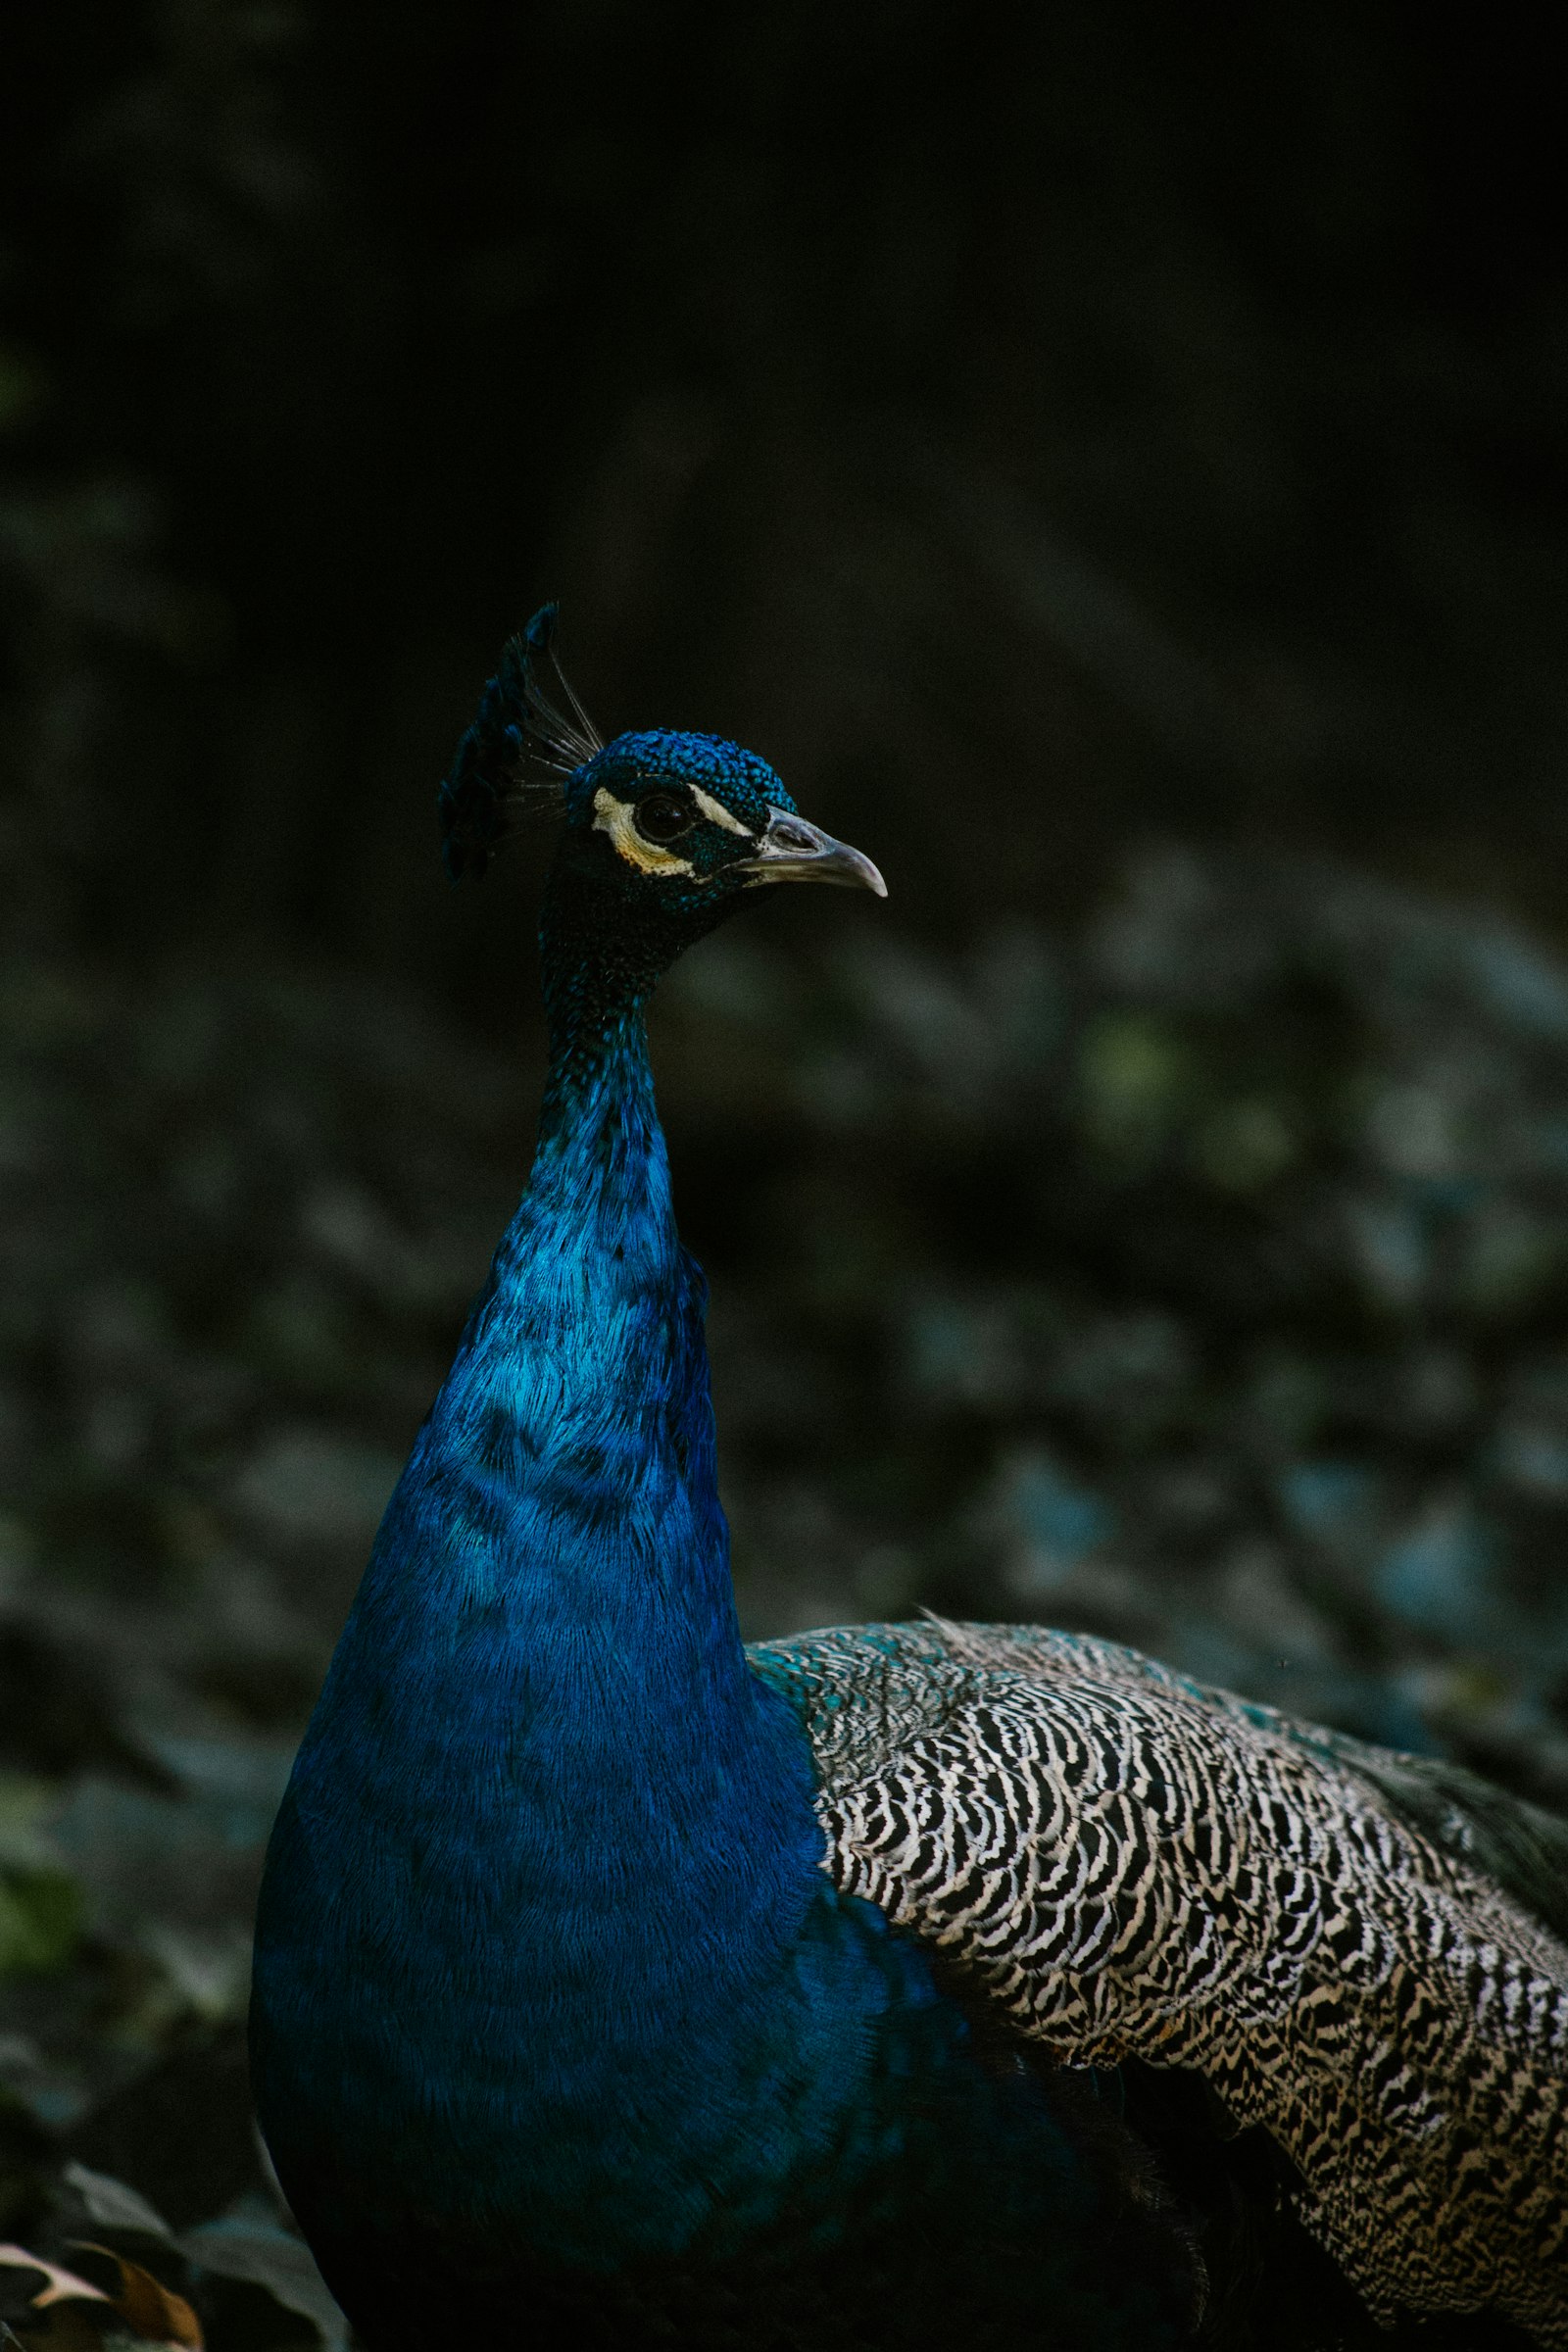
left=592, top=787, right=695, bottom=878
left=592, top=780, right=760, bottom=876
left=690, top=784, right=757, bottom=839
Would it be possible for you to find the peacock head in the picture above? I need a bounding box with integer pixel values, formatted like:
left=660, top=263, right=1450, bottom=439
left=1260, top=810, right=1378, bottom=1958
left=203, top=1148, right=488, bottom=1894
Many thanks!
left=437, top=607, right=885, bottom=935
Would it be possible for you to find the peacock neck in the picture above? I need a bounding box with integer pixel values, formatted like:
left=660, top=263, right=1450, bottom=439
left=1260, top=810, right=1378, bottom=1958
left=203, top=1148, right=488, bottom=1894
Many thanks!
left=317, top=865, right=816, bottom=1885
left=417, top=891, right=738, bottom=1695
left=254, top=874, right=879, bottom=2257
left=531, top=857, right=703, bottom=1139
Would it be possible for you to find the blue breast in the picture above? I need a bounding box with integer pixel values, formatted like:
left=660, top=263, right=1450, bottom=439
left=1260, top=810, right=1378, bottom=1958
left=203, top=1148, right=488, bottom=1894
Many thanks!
left=250, top=998, right=1191, bottom=2349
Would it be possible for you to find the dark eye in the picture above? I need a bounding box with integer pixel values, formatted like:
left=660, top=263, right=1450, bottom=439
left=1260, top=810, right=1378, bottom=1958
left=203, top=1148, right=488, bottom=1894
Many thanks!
left=634, top=791, right=692, bottom=845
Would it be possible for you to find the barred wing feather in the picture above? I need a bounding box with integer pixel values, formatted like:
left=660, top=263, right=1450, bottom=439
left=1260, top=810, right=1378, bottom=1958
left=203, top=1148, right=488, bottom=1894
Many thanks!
left=752, top=1619, right=1568, bottom=2346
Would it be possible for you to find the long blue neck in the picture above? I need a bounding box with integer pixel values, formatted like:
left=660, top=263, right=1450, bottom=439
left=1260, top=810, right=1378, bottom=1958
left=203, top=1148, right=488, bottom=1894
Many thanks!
left=263, top=883, right=827, bottom=2235
left=406, top=876, right=782, bottom=1810
left=412, top=971, right=766, bottom=1813
left=353, top=881, right=815, bottom=1884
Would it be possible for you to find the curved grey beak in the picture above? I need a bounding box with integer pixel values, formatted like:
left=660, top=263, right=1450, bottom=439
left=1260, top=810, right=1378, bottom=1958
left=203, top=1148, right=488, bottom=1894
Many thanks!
left=738, top=807, right=887, bottom=898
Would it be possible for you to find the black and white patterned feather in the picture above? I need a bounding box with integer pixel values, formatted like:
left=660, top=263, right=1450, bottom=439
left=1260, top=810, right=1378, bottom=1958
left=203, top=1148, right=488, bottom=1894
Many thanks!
left=754, top=1618, right=1568, bottom=2346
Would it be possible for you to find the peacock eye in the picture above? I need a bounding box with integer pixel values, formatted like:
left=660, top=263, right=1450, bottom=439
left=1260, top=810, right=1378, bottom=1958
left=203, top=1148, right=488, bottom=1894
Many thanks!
left=634, top=792, right=692, bottom=845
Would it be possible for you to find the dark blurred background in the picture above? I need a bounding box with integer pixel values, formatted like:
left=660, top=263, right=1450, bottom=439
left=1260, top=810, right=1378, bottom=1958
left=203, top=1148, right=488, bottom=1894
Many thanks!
left=3, top=0, right=1568, bottom=2323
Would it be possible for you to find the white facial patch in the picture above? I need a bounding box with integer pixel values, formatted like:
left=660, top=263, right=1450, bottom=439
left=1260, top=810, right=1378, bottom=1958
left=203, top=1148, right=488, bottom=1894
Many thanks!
left=690, top=784, right=756, bottom=839
left=592, top=787, right=696, bottom=879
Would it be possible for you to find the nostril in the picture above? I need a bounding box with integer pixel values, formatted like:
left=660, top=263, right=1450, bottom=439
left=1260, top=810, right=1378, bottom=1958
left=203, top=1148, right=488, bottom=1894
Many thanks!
left=774, top=822, right=816, bottom=852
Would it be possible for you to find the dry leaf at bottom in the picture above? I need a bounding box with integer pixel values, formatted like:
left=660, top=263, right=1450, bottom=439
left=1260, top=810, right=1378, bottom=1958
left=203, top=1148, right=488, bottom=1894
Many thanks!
left=0, top=2250, right=108, bottom=2311
left=77, top=2254, right=200, bottom=2352
left=0, top=2244, right=202, bottom=2352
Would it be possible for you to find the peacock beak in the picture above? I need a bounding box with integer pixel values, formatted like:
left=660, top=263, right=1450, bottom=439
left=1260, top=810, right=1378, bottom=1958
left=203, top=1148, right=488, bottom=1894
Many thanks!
left=738, top=808, right=887, bottom=898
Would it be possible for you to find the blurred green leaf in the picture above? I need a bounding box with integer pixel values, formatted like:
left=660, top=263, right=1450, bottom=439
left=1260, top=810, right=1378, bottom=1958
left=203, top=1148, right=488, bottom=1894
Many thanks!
left=62, top=2166, right=172, bottom=2243
left=176, top=2219, right=344, bottom=2352
left=0, top=1783, right=81, bottom=1984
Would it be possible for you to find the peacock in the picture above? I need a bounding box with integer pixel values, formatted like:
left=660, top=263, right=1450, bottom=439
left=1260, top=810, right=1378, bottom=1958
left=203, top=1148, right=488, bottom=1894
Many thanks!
left=250, top=608, right=1568, bottom=2351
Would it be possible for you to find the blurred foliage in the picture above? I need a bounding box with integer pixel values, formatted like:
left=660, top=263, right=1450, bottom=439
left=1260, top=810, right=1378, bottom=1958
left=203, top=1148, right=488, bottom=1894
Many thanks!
left=4, top=0, right=1568, bottom=2339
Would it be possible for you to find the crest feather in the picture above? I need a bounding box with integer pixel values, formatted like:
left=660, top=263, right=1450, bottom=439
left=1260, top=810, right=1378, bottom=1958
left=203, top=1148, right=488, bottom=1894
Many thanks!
left=437, top=605, right=604, bottom=882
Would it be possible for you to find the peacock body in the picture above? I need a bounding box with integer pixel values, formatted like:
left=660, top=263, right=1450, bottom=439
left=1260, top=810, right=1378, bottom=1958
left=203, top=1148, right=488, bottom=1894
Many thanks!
left=250, top=612, right=1568, bottom=2350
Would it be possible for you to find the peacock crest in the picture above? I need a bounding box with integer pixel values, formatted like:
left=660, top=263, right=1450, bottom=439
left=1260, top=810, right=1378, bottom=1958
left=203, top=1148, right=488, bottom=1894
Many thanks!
left=436, top=603, right=603, bottom=881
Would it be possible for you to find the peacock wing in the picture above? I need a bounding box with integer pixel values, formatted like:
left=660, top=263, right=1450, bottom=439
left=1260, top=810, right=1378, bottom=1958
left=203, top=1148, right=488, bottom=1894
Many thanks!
left=750, top=1617, right=1568, bottom=2347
